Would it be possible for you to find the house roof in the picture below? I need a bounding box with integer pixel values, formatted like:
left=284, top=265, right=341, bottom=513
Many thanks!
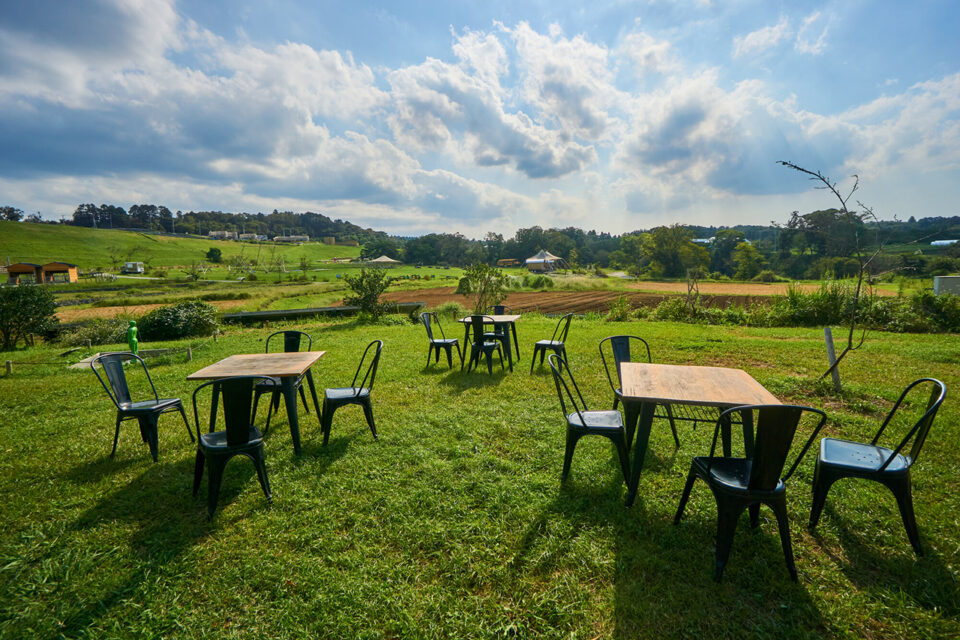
left=42, top=262, right=78, bottom=268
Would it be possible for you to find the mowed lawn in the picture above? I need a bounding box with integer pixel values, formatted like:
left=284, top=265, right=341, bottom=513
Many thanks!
left=0, top=316, right=958, bottom=639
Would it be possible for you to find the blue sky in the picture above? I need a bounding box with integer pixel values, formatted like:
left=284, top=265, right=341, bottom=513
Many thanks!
left=1, top=0, right=958, bottom=236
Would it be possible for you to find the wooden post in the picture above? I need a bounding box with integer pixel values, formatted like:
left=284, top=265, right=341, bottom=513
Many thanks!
left=186, top=347, right=193, bottom=361
left=85, top=339, right=92, bottom=349
left=4, top=361, right=11, bottom=375
left=823, top=327, right=842, bottom=393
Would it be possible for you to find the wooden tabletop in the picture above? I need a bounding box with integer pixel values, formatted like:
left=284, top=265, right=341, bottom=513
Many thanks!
left=187, top=351, right=326, bottom=380
left=620, top=362, right=780, bottom=407
left=458, top=315, right=521, bottom=323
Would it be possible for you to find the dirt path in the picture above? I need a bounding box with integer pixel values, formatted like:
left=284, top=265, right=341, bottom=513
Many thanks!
left=57, top=299, right=249, bottom=322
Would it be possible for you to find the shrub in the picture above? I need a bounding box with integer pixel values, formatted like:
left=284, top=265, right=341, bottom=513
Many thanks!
left=0, top=285, right=59, bottom=349
left=343, top=268, right=392, bottom=320
left=63, top=317, right=128, bottom=346
left=461, top=263, right=508, bottom=313
left=138, top=300, right=218, bottom=341
left=522, top=273, right=554, bottom=289
left=455, top=276, right=472, bottom=295
left=432, top=301, right=469, bottom=320
left=910, top=291, right=960, bottom=332
left=752, top=270, right=781, bottom=283
left=606, top=295, right=633, bottom=322
left=653, top=297, right=693, bottom=322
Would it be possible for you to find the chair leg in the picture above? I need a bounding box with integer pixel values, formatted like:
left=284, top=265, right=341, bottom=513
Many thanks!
left=426, top=345, right=432, bottom=368
left=178, top=405, right=194, bottom=442
left=808, top=462, right=836, bottom=529
left=321, top=399, right=333, bottom=446
left=444, top=344, right=453, bottom=368
left=561, top=431, right=582, bottom=481
left=770, top=497, right=798, bottom=581
left=713, top=497, right=743, bottom=582
left=664, top=404, right=680, bottom=445
left=887, top=475, right=923, bottom=555
left=485, top=349, right=493, bottom=375
left=299, top=385, right=310, bottom=415
left=612, top=396, right=620, bottom=411
left=111, top=413, right=123, bottom=457
left=192, top=449, right=205, bottom=496
left=498, top=345, right=505, bottom=372
left=749, top=503, right=761, bottom=528
left=139, top=415, right=160, bottom=462
left=206, top=455, right=228, bottom=519
left=530, top=346, right=538, bottom=373
left=674, top=464, right=698, bottom=524
left=454, top=342, right=463, bottom=368
left=613, top=435, right=631, bottom=484
left=252, top=447, right=272, bottom=502
left=362, top=399, right=378, bottom=441
left=264, top=391, right=275, bottom=436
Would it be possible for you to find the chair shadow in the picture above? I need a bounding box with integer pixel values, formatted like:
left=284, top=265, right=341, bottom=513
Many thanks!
left=811, top=503, right=959, bottom=615
left=510, top=458, right=826, bottom=639
left=56, top=460, right=215, bottom=636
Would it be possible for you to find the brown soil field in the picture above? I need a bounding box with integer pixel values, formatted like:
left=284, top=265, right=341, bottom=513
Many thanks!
left=56, top=299, right=248, bottom=322
left=382, top=280, right=894, bottom=314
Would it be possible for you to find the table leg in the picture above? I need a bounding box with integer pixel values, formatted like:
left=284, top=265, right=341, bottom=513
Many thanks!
left=625, top=402, right=656, bottom=507
left=511, top=322, right=520, bottom=358
left=720, top=411, right=732, bottom=457
left=498, top=322, right=513, bottom=372
left=281, top=376, right=302, bottom=455
left=208, top=381, right=220, bottom=433
left=305, top=369, right=322, bottom=426
left=462, top=322, right=470, bottom=370
left=741, top=408, right=754, bottom=458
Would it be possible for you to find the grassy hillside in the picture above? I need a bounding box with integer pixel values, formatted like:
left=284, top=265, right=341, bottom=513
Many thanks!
left=0, top=221, right=360, bottom=270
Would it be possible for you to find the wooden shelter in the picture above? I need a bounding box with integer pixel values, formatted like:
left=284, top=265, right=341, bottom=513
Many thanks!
left=41, top=262, right=79, bottom=283
left=6, top=263, right=43, bottom=285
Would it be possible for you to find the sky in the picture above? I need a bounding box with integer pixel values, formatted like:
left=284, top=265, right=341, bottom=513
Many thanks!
left=0, top=0, right=958, bottom=238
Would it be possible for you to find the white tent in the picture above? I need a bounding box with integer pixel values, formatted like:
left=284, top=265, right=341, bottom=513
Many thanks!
left=367, top=255, right=402, bottom=265
left=525, top=250, right=563, bottom=272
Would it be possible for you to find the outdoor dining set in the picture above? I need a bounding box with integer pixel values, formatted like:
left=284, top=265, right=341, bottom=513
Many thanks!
left=90, top=309, right=946, bottom=582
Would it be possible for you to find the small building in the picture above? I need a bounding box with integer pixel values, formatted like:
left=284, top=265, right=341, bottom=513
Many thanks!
left=41, top=262, right=79, bottom=283
left=931, top=240, right=959, bottom=247
left=122, top=261, right=145, bottom=274
left=321, top=236, right=336, bottom=245
left=209, top=230, right=238, bottom=240
left=525, top=250, right=563, bottom=272
left=273, top=235, right=309, bottom=243
left=238, top=233, right=259, bottom=242
left=497, top=258, right=521, bottom=267
left=6, top=263, right=43, bottom=285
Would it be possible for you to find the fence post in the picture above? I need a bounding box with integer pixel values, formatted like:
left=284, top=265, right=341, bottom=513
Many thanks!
left=823, top=327, right=842, bottom=393
left=4, top=361, right=11, bottom=375
left=85, top=339, right=92, bottom=349
left=186, top=347, right=193, bottom=361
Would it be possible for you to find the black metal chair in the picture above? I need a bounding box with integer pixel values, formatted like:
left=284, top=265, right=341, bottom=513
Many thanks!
left=531, top=313, right=572, bottom=373
left=674, top=404, right=827, bottom=581
left=191, top=376, right=272, bottom=518
left=91, top=352, right=193, bottom=462
left=252, top=330, right=313, bottom=433
left=321, top=340, right=383, bottom=445
left=465, top=315, right=505, bottom=374
left=421, top=311, right=462, bottom=368
left=548, top=353, right=631, bottom=484
left=808, top=378, right=946, bottom=555
left=485, top=304, right=517, bottom=358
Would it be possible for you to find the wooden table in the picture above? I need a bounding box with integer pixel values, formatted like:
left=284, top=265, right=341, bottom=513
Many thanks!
left=459, top=315, right=521, bottom=371
left=187, top=351, right=325, bottom=455
left=620, top=362, right=780, bottom=506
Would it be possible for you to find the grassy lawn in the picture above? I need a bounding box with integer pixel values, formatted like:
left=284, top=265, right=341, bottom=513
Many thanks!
left=1, top=316, right=958, bottom=638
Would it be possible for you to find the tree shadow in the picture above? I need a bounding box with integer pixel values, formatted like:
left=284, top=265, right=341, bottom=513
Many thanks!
left=811, top=503, right=959, bottom=616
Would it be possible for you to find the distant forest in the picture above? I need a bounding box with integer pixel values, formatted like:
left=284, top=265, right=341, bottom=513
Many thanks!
left=2, top=203, right=959, bottom=279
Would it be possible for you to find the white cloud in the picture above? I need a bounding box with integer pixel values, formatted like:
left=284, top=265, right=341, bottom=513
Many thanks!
left=620, top=30, right=680, bottom=76
left=732, top=16, right=791, bottom=59
left=795, top=11, right=829, bottom=55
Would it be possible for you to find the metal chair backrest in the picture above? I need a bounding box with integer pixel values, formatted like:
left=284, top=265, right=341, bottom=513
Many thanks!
left=550, top=313, right=573, bottom=343
left=547, top=354, right=588, bottom=426
left=873, top=378, right=946, bottom=470
left=489, top=305, right=511, bottom=315
left=469, top=315, right=495, bottom=345
left=191, top=376, right=269, bottom=446
left=599, top=335, right=652, bottom=394
left=350, top=340, right=384, bottom=394
left=266, top=330, right=312, bottom=354
left=91, top=352, right=159, bottom=408
left=706, top=405, right=827, bottom=490
left=420, top=312, right=445, bottom=341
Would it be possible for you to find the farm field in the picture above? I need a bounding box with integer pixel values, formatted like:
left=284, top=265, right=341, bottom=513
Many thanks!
left=0, top=315, right=957, bottom=638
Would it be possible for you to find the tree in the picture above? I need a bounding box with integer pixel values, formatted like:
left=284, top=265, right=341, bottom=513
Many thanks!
left=0, top=206, right=24, bottom=221
left=361, top=237, right=402, bottom=261
left=0, top=286, right=58, bottom=350
left=344, top=268, right=392, bottom=320
left=641, top=225, right=708, bottom=277
left=206, top=247, right=223, bottom=263
left=710, top=229, right=746, bottom=275
left=461, top=263, right=509, bottom=314
left=733, top=242, right=765, bottom=280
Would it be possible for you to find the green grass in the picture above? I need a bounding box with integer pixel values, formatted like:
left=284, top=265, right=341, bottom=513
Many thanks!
left=0, top=221, right=360, bottom=270
left=1, top=316, right=958, bottom=638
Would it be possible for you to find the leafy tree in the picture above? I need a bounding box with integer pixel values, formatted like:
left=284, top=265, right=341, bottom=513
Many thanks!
left=344, top=268, right=392, bottom=320
left=461, top=263, right=508, bottom=314
left=733, top=241, right=765, bottom=280
left=710, top=229, right=746, bottom=275
left=0, top=286, right=58, bottom=350
left=206, top=247, right=223, bottom=263
left=641, top=225, right=708, bottom=277
left=0, top=206, right=24, bottom=221
left=361, top=237, right=402, bottom=261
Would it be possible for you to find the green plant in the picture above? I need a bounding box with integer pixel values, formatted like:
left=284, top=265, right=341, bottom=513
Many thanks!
left=752, top=270, right=781, bottom=283
left=432, top=300, right=469, bottom=319
left=0, top=285, right=58, bottom=349
left=605, top=294, right=633, bottom=322
left=138, top=300, right=218, bottom=341
left=63, top=317, right=128, bottom=347
left=206, top=247, right=223, bottom=263
left=522, top=273, right=554, bottom=289
left=461, top=263, right=508, bottom=313
left=343, top=267, right=392, bottom=320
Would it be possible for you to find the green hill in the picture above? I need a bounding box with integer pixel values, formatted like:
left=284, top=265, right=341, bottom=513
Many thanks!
left=0, top=221, right=360, bottom=270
